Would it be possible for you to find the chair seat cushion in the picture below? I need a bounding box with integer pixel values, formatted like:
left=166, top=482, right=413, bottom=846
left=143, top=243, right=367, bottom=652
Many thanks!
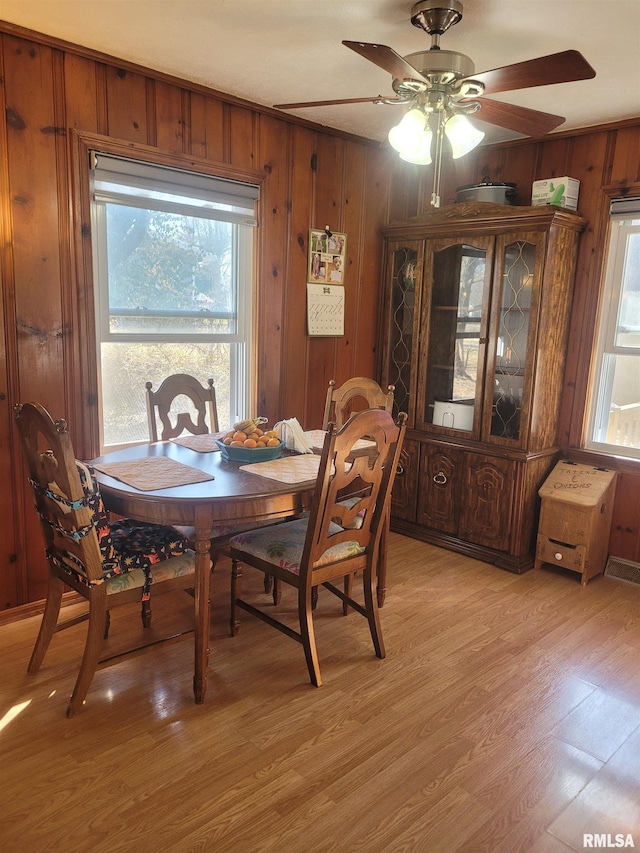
left=53, top=462, right=191, bottom=594
left=105, top=550, right=195, bottom=595
left=230, top=518, right=364, bottom=576
left=175, top=518, right=284, bottom=545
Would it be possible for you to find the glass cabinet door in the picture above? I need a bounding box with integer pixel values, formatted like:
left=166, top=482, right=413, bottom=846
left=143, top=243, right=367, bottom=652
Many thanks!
left=383, top=241, right=423, bottom=423
left=485, top=234, right=539, bottom=444
left=418, top=237, right=493, bottom=435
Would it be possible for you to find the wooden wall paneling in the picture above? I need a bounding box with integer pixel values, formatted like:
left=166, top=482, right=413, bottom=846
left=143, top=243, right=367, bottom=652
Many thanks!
left=4, top=37, right=66, bottom=601
left=470, top=145, right=506, bottom=185
left=189, top=93, right=226, bottom=161
left=500, top=141, right=539, bottom=205
left=609, top=125, right=640, bottom=185
left=438, top=152, right=465, bottom=208
left=104, top=66, right=150, bottom=144
left=534, top=136, right=574, bottom=183
left=52, top=48, right=84, bottom=469
left=335, top=140, right=366, bottom=384
left=154, top=80, right=185, bottom=154
left=255, top=114, right=289, bottom=427
left=445, top=153, right=477, bottom=205
left=356, top=146, right=392, bottom=380
left=228, top=104, right=257, bottom=171
left=0, top=37, right=21, bottom=610
left=306, top=133, right=345, bottom=429
left=387, top=155, right=422, bottom=222
left=560, top=130, right=610, bottom=447
left=608, top=473, right=640, bottom=562
left=63, top=53, right=99, bottom=133
left=282, top=126, right=315, bottom=427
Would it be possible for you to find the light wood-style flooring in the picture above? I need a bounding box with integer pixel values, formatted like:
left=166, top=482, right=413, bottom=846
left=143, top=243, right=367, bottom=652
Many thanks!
left=1, top=534, right=639, bottom=852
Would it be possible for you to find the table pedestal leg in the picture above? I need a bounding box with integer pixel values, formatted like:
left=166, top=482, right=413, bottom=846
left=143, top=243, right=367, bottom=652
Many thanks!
left=193, top=518, right=212, bottom=704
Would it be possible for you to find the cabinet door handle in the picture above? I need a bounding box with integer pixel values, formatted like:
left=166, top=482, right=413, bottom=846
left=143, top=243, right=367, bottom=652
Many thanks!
left=396, top=464, right=405, bottom=476
left=433, top=471, right=447, bottom=485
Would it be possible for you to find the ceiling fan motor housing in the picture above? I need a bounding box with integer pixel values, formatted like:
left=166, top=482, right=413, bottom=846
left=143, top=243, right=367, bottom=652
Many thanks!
left=410, top=0, right=464, bottom=36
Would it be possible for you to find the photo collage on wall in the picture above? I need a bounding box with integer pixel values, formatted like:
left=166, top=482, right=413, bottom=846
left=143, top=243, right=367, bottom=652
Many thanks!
left=306, top=229, right=347, bottom=337
left=308, top=229, right=347, bottom=285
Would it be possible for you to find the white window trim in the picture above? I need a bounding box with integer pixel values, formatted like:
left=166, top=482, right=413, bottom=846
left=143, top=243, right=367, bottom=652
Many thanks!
left=585, top=201, right=640, bottom=461
left=89, top=152, right=258, bottom=452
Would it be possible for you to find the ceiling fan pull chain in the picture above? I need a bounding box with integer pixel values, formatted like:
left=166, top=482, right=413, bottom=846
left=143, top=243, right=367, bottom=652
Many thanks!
left=431, top=110, right=446, bottom=208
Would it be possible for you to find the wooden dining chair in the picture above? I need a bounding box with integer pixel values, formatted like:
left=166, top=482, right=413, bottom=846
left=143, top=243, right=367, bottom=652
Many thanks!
left=14, top=402, right=198, bottom=717
left=321, top=377, right=396, bottom=612
left=146, top=372, right=277, bottom=572
left=145, top=372, right=219, bottom=442
left=229, top=408, right=407, bottom=687
left=322, top=377, right=395, bottom=430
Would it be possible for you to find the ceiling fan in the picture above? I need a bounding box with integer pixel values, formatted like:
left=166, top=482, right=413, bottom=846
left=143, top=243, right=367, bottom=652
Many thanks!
left=273, top=0, right=596, bottom=205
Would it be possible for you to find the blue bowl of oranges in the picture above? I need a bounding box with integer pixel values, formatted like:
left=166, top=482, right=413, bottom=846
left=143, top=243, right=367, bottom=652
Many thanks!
left=216, top=421, right=284, bottom=462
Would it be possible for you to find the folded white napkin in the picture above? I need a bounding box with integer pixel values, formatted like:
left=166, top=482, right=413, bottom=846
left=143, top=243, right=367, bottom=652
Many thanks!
left=273, top=418, right=314, bottom=454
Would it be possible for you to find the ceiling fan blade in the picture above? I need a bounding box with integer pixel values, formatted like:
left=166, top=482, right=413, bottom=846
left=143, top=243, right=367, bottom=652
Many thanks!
left=274, top=96, right=407, bottom=110
left=342, top=40, right=432, bottom=87
left=473, top=98, right=565, bottom=137
left=469, top=50, right=596, bottom=96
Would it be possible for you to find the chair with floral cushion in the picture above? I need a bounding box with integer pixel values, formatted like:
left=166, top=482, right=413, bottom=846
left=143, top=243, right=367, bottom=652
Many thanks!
left=229, top=408, right=407, bottom=687
left=14, top=401, right=197, bottom=717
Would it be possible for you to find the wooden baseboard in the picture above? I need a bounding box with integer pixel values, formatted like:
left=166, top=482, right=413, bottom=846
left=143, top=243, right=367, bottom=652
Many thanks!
left=0, top=591, right=85, bottom=627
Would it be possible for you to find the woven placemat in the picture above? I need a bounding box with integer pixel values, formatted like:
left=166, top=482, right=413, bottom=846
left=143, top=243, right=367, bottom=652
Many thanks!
left=304, top=429, right=376, bottom=452
left=93, top=456, right=215, bottom=491
left=170, top=432, right=224, bottom=452
left=240, top=454, right=321, bottom=484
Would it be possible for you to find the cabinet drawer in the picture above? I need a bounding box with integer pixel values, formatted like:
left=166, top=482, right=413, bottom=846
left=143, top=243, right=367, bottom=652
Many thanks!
left=536, top=534, right=586, bottom=574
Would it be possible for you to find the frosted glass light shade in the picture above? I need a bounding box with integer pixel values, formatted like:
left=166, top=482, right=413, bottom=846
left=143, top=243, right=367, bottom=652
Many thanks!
left=444, top=114, right=485, bottom=159
left=399, top=129, right=433, bottom=164
left=388, top=108, right=427, bottom=156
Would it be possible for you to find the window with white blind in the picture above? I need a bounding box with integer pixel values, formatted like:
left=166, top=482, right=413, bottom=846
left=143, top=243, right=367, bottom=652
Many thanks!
left=90, top=152, right=259, bottom=451
left=585, top=197, right=640, bottom=459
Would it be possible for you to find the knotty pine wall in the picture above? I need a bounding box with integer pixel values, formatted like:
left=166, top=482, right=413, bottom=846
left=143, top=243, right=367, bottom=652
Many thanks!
left=1, top=21, right=639, bottom=613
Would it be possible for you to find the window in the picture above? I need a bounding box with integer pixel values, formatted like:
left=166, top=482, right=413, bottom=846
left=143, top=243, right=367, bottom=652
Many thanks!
left=585, top=198, right=640, bottom=459
left=90, top=153, right=258, bottom=450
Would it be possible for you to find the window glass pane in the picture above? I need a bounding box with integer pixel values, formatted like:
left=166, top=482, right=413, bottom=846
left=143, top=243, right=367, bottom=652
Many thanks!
left=100, top=342, right=232, bottom=447
left=615, top=231, right=640, bottom=348
left=586, top=211, right=640, bottom=459
left=598, top=354, right=640, bottom=449
left=105, top=204, right=236, bottom=335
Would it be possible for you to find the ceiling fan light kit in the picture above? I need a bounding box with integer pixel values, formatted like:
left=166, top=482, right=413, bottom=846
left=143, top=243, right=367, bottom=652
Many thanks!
left=273, top=0, right=596, bottom=207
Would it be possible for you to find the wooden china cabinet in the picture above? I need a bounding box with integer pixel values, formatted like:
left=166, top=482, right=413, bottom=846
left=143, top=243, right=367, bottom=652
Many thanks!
left=378, top=202, right=585, bottom=571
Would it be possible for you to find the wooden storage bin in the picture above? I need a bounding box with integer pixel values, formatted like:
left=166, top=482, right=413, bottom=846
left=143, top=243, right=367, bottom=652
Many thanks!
left=534, top=460, right=616, bottom=585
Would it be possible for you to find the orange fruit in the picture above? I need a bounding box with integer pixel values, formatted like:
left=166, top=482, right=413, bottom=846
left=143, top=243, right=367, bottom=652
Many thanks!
left=232, top=431, right=247, bottom=442
left=253, top=428, right=263, bottom=437
left=230, top=440, right=244, bottom=447
left=243, top=438, right=257, bottom=448
left=266, top=437, right=280, bottom=447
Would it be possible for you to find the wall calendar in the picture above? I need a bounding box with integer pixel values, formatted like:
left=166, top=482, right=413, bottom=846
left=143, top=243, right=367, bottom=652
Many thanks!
left=307, top=283, right=345, bottom=337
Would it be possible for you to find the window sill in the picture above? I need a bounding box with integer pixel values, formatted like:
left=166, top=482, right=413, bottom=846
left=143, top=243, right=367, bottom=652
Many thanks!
left=564, top=447, right=640, bottom=476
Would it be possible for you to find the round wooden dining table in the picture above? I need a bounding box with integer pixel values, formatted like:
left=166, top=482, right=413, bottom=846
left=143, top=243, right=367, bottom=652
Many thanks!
left=91, top=439, right=316, bottom=706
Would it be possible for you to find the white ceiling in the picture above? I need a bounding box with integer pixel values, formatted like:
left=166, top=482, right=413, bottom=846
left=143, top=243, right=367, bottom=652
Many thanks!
left=2, top=0, right=639, bottom=147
